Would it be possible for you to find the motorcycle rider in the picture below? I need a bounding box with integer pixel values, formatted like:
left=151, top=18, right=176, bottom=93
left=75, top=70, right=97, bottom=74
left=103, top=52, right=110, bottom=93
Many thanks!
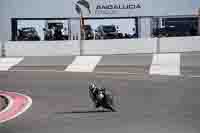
left=89, top=82, right=105, bottom=107
left=89, top=82, right=116, bottom=112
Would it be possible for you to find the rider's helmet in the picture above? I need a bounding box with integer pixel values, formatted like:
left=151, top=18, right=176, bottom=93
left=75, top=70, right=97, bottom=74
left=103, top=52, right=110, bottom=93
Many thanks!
left=89, top=82, right=96, bottom=90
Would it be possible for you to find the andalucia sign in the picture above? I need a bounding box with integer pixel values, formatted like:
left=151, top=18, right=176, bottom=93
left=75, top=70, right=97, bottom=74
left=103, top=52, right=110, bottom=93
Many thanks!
left=74, top=0, right=142, bottom=17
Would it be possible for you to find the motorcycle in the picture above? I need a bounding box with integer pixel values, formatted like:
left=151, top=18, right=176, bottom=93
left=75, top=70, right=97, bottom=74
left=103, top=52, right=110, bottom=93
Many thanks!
left=89, top=84, right=116, bottom=112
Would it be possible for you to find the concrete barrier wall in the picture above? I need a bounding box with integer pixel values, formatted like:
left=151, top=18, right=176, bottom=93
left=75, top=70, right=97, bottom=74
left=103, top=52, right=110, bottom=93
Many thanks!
left=0, top=41, right=2, bottom=56
left=82, top=38, right=157, bottom=55
left=3, top=36, right=200, bottom=57
left=5, top=41, right=80, bottom=56
left=160, top=36, right=200, bottom=53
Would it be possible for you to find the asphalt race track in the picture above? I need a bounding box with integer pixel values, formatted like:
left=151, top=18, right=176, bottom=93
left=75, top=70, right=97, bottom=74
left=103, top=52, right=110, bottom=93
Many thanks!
left=0, top=71, right=200, bottom=133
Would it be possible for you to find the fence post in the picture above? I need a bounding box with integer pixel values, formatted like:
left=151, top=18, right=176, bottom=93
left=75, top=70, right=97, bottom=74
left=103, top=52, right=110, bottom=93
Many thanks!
left=1, top=41, right=6, bottom=57
left=79, top=17, right=83, bottom=56
left=156, top=37, right=160, bottom=54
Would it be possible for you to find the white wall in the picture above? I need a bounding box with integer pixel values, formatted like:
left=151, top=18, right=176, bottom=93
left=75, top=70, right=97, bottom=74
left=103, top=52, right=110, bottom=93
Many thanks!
left=5, top=39, right=158, bottom=56
left=82, top=38, right=157, bottom=55
left=160, top=36, right=200, bottom=53
left=3, top=36, right=200, bottom=57
left=0, top=41, right=2, bottom=56
left=5, top=41, right=80, bottom=56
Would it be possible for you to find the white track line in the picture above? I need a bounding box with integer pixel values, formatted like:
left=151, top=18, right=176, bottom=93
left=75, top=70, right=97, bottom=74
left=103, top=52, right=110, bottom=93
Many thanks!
left=65, top=56, right=102, bottom=72
left=0, top=57, right=24, bottom=71
left=8, top=92, right=32, bottom=122
left=9, top=69, right=142, bottom=75
left=150, top=53, right=180, bottom=76
left=183, top=75, right=200, bottom=78
left=6, top=68, right=200, bottom=78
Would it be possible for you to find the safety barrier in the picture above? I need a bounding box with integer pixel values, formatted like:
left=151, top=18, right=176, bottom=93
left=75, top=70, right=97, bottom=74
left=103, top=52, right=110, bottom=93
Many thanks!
left=2, top=36, right=200, bottom=57
left=0, top=41, right=2, bottom=56
left=160, top=36, right=200, bottom=53
left=5, top=41, right=80, bottom=56
left=82, top=38, right=157, bottom=55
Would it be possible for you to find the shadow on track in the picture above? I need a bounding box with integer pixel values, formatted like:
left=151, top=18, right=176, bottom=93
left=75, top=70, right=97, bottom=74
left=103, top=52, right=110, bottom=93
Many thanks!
left=55, top=110, right=112, bottom=114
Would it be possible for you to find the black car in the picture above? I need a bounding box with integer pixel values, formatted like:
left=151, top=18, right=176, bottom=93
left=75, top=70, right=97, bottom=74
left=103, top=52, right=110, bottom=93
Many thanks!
left=95, top=25, right=123, bottom=39
left=17, top=27, right=41, bottom=41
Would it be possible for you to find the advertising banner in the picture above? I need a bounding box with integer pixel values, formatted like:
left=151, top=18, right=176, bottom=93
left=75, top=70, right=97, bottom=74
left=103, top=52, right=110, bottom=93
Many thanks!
left=73, top=0, right=143, bottom=17
left=72, top=0, right=199, bottom=17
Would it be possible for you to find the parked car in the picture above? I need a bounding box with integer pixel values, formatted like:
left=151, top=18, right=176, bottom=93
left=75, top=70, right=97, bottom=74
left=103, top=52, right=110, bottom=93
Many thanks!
left=95, top=25, right=123, bottom=39
left=82, top=25, right=94, bottom=40
left=153, top=25, right=198, bottom=37
left=17, top=27, right=41, bottom=41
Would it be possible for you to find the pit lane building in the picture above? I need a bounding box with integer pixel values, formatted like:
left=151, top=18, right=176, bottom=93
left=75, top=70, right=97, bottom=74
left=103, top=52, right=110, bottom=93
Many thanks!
left=0, top=0, right=199, bottom=41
